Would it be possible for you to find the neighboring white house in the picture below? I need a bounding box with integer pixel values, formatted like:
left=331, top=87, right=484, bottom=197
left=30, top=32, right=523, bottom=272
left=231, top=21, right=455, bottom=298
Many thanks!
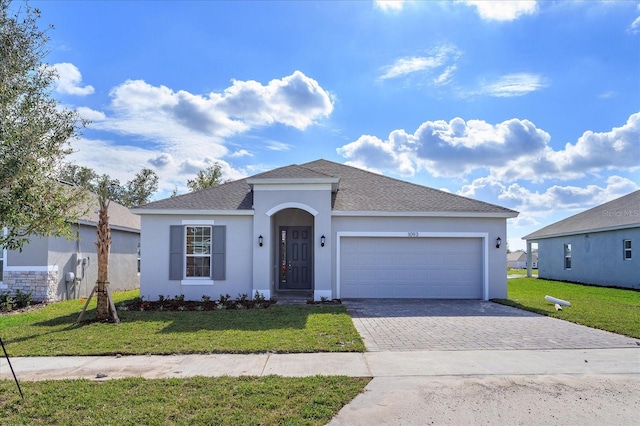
left=133, top=159, right=518, bottom=301
left=523, top=190, right=640, bottom=289
left=507, top=250, right=538, bottom=269
left=0, top=195, right=140, bottom=302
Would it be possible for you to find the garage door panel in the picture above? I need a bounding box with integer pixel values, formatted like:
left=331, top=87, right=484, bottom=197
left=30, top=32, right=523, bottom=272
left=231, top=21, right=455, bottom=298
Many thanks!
left=341, top=237, right=483, bottom=299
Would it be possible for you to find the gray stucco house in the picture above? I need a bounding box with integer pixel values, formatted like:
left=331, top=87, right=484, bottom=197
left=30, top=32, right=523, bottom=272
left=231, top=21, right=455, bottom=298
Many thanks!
left=523, top=190, right=640, bottom=289
left=132, top=159, right=518, bottom=301
left=507, top=250, right=537, bottom=269
left=1, top=195, right=141, bottom=302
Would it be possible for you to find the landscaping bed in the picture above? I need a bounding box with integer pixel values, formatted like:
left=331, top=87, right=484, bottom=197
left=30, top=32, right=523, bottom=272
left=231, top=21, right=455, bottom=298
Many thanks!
left=119, top=293, right=275, bottom=312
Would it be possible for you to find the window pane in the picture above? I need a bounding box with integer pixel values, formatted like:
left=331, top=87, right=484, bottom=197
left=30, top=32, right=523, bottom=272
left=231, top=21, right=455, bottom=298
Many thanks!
left=186, top=226, right=211, bottom=254
left=624, top=240, right=631, bottom=249
left=186, top=256, right=211, bottom=277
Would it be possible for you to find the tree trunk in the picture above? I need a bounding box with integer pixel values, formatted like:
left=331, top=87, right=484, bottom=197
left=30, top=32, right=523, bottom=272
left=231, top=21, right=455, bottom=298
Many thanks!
left=95, top=200, right=112, bottom=321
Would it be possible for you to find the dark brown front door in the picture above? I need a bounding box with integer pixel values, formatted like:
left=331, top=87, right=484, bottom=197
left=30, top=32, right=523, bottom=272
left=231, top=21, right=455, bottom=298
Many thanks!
left=279, top=226, right=312, bottom=290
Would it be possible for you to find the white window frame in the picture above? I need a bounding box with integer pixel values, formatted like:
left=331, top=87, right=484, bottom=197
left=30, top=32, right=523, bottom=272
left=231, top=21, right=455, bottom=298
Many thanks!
left=184, top=225, right=212, bottom=280
left=564, top=243, right=572, bottom=270
left=623, top=239, right=632, bottom=260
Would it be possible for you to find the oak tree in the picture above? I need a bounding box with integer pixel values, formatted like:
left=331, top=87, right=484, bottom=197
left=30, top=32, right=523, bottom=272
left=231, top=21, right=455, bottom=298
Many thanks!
left=0, top=0, right=87, bottom=251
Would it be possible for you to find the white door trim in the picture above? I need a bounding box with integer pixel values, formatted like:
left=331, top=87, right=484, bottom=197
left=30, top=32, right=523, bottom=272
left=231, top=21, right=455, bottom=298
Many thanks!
left=336, top=231, right=489, bottom=300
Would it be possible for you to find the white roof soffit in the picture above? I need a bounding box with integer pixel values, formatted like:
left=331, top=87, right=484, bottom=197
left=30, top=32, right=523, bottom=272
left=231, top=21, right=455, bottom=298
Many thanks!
left=523, top=223, right=640, bottom=241
left=130, top=209, right=254, bottom=216
left=332, top=211, right=519, bottom=218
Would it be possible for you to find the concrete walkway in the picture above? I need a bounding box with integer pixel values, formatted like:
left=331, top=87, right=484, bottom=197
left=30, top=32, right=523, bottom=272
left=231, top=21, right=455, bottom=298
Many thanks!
left=2, top=348, right=639, bottom=381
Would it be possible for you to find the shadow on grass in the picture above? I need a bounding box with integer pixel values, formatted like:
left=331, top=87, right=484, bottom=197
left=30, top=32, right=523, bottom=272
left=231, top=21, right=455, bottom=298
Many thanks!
left=492, top=298, right=550, bottom=317
left=3, top=314, right=85, bottom=346
left=28, top=303, right=350, bottom=333
left=151, top=306, right=350, bottom=334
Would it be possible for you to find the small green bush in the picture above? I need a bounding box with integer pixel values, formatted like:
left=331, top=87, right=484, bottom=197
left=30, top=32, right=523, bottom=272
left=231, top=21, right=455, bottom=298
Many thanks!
left=0, top=292, right=15, bottom=312
left=14, top=289, right=33, bottom=307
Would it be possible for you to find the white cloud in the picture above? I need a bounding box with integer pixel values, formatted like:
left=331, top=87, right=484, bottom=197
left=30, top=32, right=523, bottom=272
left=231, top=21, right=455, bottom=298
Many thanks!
left=229, top=149, right=252, bottom=158
left=337, top=133, right=415, bottom=176
left=530, top=112, right=640, bottom=180
left=103, top=70, right=332, bottom=143
left=433, top=65, right=457, bottom=86
left=598, top=91, right=617, bottom=99
left=476, top=73, right=547, bottom=97
left=76, top=106, right=106, bottom=122
left=458, top=175, right=639, bottom=213
left=338, top=116, right=550, bottom=178
left=53, top=63, right=95, bottom=96
left=265, top=140, right=293, bottom=151
left=629, top=15, right=640, bottom=34
left=69, top=137, right=247, bottom=197
left=463, top=1, right=538, bottom=21
left=71, top=71, right=332, bottom=198
left=215, top=71, right=333, bottom=130
left=337, top=112, right=640, bottom=183
left=378, top=45, right=462, bottom=83
left=85, top=70, right=332, bottom=165
left=375, top=0, right=405, bottom=12
left=380, top=57, right=443, bottom=80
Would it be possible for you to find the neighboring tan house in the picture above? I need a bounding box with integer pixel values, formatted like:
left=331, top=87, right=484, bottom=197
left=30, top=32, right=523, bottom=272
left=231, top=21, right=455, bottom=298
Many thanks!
left=507, top=250, right=537, bottom=269
left=133, top=159, right=518, bottom=301
left=0, top=195, right=140, bottom=302
left=523, top=190, right=640, bottom=289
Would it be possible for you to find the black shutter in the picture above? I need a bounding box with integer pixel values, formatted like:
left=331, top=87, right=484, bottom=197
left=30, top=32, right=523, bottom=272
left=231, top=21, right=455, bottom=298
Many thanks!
left=212, top=225, right=226, bottom=280
left=169, top=225, right=184, bottom=280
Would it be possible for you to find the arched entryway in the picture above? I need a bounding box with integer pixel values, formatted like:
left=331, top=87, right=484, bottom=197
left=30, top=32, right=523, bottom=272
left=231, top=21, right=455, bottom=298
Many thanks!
left=271, top=207, right=314, bottom=294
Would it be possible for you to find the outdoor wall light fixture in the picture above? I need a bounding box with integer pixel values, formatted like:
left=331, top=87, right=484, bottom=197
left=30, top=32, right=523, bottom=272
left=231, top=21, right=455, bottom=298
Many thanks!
left=321, top=235, right=326, bottom=247
left=496, top=237, right=502, bottom=249
left=258, top=235, right=263, bottom=247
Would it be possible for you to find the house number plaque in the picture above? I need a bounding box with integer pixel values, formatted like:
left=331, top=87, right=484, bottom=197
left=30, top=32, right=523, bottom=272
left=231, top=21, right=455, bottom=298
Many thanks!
left=407, top=232, right=419, bottom=237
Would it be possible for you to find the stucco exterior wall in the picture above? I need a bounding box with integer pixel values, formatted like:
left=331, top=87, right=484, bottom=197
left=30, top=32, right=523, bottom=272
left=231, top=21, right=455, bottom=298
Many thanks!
left=7, top=235, right=48, bottom=267
left=331, top=216, right=508, bottom=299
left=139, top=214, right=253, bottom=301
left=536, top=228, right=640, bottom=289
left=3, top=224, right=140, bottom=301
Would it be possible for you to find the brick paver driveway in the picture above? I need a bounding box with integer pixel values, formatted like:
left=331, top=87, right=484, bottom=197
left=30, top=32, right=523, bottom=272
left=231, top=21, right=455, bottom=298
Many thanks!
left=344, top=299, right=640, bottom=352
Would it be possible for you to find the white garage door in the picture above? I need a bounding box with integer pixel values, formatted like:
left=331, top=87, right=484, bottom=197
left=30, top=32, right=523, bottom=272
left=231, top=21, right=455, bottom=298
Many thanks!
left=340, top=237, right=483, bottom=299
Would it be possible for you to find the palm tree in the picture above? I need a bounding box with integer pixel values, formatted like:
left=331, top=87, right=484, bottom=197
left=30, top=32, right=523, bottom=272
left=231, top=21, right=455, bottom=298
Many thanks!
left=78, top=177, right=119, bottom=323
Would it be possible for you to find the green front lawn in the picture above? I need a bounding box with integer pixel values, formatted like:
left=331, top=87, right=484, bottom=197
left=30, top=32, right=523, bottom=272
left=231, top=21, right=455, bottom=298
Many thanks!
left=0, top=375, right=370, bottom=425
left=495, top=278, right=640, bottom=339
left=0, top=290, right=365, bottom=356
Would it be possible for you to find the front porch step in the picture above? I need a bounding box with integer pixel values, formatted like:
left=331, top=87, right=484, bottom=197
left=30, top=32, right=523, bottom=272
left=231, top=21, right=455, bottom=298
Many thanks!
left=272, top=292, right=312, bottom=305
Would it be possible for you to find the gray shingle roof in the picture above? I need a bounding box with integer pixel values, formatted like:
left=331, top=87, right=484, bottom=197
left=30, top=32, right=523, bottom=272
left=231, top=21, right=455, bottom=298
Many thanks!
left=302, top=160, right=516, bottom=213
left=249, top=164, right=335, bottom=180
left=523, top=190, right=640, bottom=240
left=79, top=193, right=141, bottom=231
left=135, top=178, right=253, bottom=211
left=135, top=159, right=518, bottom=215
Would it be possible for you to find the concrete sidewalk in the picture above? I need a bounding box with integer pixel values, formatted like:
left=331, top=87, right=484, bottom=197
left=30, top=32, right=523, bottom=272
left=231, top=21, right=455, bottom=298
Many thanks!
left=2, top=348, right=639, bottom=381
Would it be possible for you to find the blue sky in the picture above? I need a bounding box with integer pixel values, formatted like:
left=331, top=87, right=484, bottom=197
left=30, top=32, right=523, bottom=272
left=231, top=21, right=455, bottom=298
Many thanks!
left=32, top=0, right=639, bottom=250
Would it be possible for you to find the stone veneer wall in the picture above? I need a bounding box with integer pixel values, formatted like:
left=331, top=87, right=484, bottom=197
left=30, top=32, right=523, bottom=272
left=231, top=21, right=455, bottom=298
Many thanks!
left=2, top=270, right=59, bottom=302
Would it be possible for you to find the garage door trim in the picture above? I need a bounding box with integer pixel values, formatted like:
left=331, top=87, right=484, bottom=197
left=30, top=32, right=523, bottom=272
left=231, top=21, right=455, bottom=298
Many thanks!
left=336, top=232, right=489, bottom=300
